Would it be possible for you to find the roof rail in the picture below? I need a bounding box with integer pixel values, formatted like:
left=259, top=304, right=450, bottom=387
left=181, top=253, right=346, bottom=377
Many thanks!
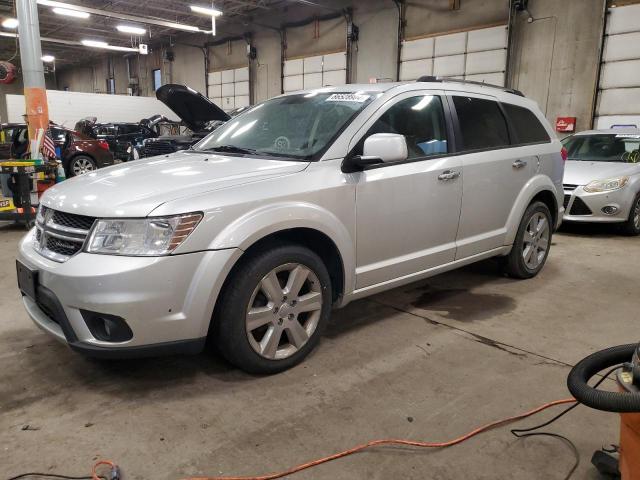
left=415, top=76, right=524, bottom=97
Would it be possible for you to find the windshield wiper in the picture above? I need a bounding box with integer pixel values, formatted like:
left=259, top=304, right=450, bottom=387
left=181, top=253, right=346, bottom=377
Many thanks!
left=200, top=145, right=262, bottom=155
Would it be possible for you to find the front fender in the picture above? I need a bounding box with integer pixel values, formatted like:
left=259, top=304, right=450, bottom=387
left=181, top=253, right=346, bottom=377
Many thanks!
left=209, top=201, right=356, bottom=295
left=504, top=174, right=561, bottom=246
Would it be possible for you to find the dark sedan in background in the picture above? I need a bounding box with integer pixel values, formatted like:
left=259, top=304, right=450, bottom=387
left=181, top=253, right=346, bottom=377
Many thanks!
left=0, top=123, right=114, bottom=176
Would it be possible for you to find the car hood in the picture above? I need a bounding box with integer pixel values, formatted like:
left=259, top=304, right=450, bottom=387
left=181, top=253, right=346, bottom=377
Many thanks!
left=41, top=151, right=309, bottom=217
left=564, top=160, right=640, bottom=185
left=156, top=84, right=230, bottom=132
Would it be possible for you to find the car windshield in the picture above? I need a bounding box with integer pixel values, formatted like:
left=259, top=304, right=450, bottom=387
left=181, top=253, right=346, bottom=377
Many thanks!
left=562, top=134, right=640, bottom=163
left=194, top=92, right=374, bottom=160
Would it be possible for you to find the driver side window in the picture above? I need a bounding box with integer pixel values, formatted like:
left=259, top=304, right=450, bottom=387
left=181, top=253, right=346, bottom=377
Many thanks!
left=357, top=95, right=448, bottom=160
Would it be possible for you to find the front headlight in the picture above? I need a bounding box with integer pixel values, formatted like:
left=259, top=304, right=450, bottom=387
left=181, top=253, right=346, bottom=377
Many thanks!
left=85, top=212, right=202, bottom=256
left=583, top=176, right=629, bottom=193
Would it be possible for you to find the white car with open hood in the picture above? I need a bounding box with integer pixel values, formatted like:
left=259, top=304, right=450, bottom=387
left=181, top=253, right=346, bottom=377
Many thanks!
left=16, top=79, right=564, bottom=373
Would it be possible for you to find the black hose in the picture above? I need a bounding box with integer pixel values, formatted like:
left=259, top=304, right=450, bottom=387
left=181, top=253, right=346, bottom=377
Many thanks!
left=567, top=344, right=640, bottom=413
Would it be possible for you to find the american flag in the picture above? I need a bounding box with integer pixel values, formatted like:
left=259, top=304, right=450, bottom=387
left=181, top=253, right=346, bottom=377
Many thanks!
left=41, top=130, right=57, bottom=160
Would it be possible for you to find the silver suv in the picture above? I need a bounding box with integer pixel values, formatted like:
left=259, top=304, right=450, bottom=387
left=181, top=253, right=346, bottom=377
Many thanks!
left=16, top=80, right=565, bottom=373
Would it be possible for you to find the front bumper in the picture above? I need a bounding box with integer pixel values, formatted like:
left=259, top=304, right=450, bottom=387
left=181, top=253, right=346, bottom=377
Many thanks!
left=17, top=228, right=241, bottom=357
left=563, top=185, right=635, bottom=223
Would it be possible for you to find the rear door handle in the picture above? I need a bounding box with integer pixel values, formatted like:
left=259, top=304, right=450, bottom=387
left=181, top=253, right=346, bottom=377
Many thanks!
left=512, top=159, right=527, bottom=169
left=438, top=170, right=461, bottom=181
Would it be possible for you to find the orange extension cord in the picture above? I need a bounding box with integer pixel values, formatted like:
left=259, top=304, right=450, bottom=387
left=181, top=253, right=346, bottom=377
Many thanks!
left=168, top=398, right=577, bottom=480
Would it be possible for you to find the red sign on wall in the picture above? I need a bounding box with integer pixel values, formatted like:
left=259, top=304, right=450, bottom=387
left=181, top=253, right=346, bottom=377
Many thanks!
left=556, top=117, right=576, bottom=133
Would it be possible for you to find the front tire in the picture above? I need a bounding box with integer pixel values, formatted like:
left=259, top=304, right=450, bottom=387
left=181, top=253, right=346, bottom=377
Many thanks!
left=503, top=201, right=553, bottom=279
left=621, top=193, right=640, bottom=236
left=213, top=243, right=332, bottom=374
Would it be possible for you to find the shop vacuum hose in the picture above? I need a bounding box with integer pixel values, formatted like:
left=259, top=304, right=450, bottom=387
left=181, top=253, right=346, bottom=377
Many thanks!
left=567, top=343, right=640, bottom=413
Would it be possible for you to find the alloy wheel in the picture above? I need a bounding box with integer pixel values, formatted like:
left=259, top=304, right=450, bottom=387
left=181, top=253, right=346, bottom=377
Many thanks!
left=72, top=157, right=96, bottom=176
left=633, top=198, right=640, bottom=230
left=245, top=263, right=323, bottom=360
left=522, top=212, right=550, bottom=270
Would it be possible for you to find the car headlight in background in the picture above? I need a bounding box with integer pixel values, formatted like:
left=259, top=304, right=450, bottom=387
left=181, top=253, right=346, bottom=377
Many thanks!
left=583, top=176, right=629, bottom=193
left=86, top=213, right=202, bottom=256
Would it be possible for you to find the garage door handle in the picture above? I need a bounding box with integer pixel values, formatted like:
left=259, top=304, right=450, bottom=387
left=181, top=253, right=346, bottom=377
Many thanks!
left=438, top=170, right=460, bottom=181
left=512, top=159, right=527, bottom=169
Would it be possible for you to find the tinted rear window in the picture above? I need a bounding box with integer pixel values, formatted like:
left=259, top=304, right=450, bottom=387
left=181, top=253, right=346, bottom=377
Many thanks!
left=452, top=96, right=509, bottom=151
left=503, top=103, right=550, bottom=144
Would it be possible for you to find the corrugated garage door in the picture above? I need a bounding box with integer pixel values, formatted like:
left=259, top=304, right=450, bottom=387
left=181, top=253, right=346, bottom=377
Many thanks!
left=282, top=51, right=347, bottom=93
left=208, top=66, right=250, bottom=112
left=399, top=25, right=507, bottom=86
left=594, top=3, right=640, bottom=129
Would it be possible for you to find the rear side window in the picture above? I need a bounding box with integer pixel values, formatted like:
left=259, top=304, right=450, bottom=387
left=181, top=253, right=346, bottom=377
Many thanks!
left=452, top=96, right=509, bottom=151
left=502, top=103, right=550, bottom=144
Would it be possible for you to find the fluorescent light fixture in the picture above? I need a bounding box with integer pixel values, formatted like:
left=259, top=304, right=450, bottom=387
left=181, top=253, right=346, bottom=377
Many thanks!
left=0, top=31, right=17, bottom=38
left=116, top=25, right=146, bottom=35
left=81, top=39, right=137, bottom=52
left=190, top=5, right=223, bottom=16
left=82, top=39, right=108, bottom=47
left=42, top=55, right=56, bottom=62
left=2, top=18, right=18, bottom=29
left=52, top=7, right=90, bottom=18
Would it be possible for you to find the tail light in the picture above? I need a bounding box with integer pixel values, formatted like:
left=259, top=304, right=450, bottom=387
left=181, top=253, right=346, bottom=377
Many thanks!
left=97, top=140, right=110, bottom=150
left=560, top=147, right=568, bottom=162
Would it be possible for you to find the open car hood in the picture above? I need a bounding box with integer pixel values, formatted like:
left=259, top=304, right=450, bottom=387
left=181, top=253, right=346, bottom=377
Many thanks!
left=156, top=84, right=230, bottom=132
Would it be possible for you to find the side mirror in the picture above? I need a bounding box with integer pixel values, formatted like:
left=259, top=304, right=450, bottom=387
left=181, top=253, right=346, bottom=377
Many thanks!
left=363, top=133, right=408, bottom=163
left=342, top=133, right=409, bottom=173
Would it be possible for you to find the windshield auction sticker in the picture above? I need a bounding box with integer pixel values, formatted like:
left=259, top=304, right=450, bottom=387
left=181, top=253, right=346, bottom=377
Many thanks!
left=326, top=93, right=370, bottom=103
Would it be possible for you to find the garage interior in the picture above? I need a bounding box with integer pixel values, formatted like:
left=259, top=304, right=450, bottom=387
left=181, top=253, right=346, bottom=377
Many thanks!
left=2, top=0, right=640, bottom=479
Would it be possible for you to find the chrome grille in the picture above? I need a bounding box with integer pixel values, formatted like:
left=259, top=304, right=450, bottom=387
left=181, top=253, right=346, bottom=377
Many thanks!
left=34, top=206, right=95, bottom=262
left=563, top=184, right=579, bottom=192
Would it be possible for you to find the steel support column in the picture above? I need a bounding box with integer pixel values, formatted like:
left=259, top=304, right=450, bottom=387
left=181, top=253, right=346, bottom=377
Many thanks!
left=16, top=0, right=49, bottom=145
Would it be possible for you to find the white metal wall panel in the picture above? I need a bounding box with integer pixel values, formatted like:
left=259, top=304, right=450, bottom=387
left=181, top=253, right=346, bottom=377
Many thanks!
left=283, top=59, right=303, bottom=76
left=595, top=115, right=640, bottom=129
left=6, top=91, right=175, bottom=125
left=400, top=37, right=434, bottom=62
left=600, top=60, right=640, bottom=89
left=303, top=56, right=323, bottom=73
left=399, top=59, right=433, bottom=81
left=283, top=51, right=347, bottom=93
left=304, top=72, right=323, bottom=89
left=465, top=50, right=507, bottom=75
left=606, top=3, right=640, bottom=35
left=467, top=26, right=508, bottom=52
left=322, top=69, right=346, bottom=86
left=283, top=74, right=304, bottom=92
left=598, top=88, right=640, bottom=116
left=399, top=25, right=507, bottom=82
left=234, top=95, right=250, bottom=108
left=323, top=52, right=347, bottom=71
left=234, top=81, right=250, bottom=96
left=208, top=66, right=251, bottom=111
left=234, top=67, right=249, bottom=82
left=221, top=82, right=235, bottom=97
left=433, top=54, right=465, bottom=77
left=434, top=32, right=467, bottom=56
left=595, top=4, right=640, bottom=126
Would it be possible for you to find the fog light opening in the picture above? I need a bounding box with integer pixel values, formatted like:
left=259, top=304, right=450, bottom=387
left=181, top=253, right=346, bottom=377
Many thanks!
left=602, top=205, right=619, bottom=215
left=81, top=310, right=133, bottom=342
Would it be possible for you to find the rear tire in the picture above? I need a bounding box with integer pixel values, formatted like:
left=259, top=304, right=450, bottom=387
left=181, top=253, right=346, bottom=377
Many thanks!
left=503, top=201, right=553, bottom=279
left=68, top=155, right=97, bottom=177
left=621, top=193, right=640, bottom=236
left=213, top=243, right=332, bottom=374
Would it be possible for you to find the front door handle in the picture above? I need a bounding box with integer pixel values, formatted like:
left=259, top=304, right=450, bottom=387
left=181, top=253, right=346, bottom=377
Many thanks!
left=512, top=159, right=527, bottom=169
left=438, top=170, right=461, bottom=181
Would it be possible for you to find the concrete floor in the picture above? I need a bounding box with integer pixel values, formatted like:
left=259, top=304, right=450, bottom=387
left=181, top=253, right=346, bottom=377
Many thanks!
left=1, top=222, right=637, bottom=480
